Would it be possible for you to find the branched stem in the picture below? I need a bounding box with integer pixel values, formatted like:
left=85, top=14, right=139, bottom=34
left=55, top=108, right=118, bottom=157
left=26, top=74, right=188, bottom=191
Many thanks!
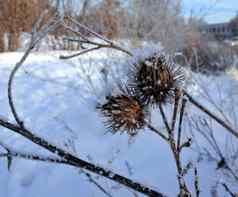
left=59, top=18, right=133, bottom=59
left=158, top=101, right=191, bottom=196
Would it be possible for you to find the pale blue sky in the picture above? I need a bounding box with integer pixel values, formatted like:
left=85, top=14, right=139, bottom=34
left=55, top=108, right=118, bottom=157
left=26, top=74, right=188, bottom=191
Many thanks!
left=182, top=0, right=238, bottom=23
left=74, top=0, right=237, bottom=24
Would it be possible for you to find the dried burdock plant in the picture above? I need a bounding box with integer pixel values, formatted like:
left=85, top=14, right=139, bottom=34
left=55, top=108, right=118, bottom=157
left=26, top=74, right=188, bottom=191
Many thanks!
left=128, top=53, right=185, bottom=106
left=2, top=8, right=238, bottom=196
left=0, top=12, right=167, bottom=197
left=98, top=94, right=147, bottom=136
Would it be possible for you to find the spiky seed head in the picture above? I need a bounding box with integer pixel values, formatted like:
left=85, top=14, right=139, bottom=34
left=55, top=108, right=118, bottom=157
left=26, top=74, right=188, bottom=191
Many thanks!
left=128, top=53, right=185, bottom=106
left=98, top=95, right=146, bottom=136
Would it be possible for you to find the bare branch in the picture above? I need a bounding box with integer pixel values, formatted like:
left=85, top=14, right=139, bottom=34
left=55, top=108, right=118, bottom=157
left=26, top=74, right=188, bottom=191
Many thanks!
left=158, top=103, right=171, bottom=135
left=68, top=17, right=114, bottom=45
left=0, top=117, right=166, bottom=197
left=84, top=171, right=114, bottom=197
left=60, top=46, right=101, bottom=59
left=146, top=122, right=169, bottom=141
left=177, top=97, right=187, bottom=151
left=221, top=183, right=236, bottom=197
left=0, top=152, right=66, bottom=164
left=171, top=89, right=181, bottom=132
left=0, top=140, right=65, bottom=164
left=7, top=12, right=62, bottom=127
left=194, top=167, right=200, bottom=197
left=58, top=19, right=133, bottom=59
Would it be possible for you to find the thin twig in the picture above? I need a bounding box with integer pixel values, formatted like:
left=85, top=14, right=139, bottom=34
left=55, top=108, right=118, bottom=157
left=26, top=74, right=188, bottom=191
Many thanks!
left=62, top=23, right=91, bottom=41
left=181, top=162, right=193, bottom=176
left=221, top=183, right=236, bottom=197
left=194, top=167, right=200, bottom=197
left=146, top=122, right=169, bottom=141
left=0, top=140, right=66, bottom=164
left=84, top=172, right=114, bottom=197
left=68, top=17, right=114, bottom=45
left=54, top=119, right=113, bottom=197
left=195, top=77, right=232, bottom=125
left=158, top=103, right=171, bottom=134
left=59, top=42, right=132, bottom=59
left=171, top=90, right=181, bottom=133
left=179, top=138, right=192, bottom=151
left=187, top=115, right=238, bottom=182
left=60, top=19, right=133, bottom=58
left=7, top=14, right=62, bottom=127
left=183, top=90, right=238, bottom=139
left=60, top=46, right=101, bottom=59
left=177, top=98, right=187, bottom=151
left=8, top=43, right=34, bottom=127
left=0, top=152, right=67, bottom=164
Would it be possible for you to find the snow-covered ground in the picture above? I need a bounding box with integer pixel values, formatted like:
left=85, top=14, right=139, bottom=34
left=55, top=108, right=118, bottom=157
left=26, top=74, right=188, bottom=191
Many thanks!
left=0, top=50, right=237, bottom=197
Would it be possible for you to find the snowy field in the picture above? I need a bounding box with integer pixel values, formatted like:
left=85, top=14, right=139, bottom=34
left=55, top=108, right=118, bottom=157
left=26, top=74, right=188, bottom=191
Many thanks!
left=0, top=50, right=237, bottom=197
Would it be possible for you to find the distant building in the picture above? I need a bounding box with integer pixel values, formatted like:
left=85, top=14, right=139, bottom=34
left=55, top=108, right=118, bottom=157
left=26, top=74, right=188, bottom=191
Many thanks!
left=201, top=22, right=237, bottom=40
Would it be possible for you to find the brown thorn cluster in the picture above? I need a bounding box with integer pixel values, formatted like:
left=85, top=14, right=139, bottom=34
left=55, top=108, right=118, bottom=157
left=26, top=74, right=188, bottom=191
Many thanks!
left=128, top=53, right=185, bottom=106
left=98, top=95, right=147, bottom=136
left=98, top=52, right=185, bottom=136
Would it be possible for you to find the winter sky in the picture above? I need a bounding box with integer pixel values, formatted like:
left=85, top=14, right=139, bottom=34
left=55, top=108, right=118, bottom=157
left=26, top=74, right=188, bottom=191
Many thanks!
left=182, top=0, right=238, bottom=23
left=74, top=0, right=237, bottom=24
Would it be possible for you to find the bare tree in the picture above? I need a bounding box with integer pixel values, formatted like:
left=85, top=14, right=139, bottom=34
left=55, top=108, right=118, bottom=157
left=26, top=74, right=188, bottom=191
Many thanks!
left=128, top=0, right=186, bottom=52
left=0, top=0, right=55, bottom=51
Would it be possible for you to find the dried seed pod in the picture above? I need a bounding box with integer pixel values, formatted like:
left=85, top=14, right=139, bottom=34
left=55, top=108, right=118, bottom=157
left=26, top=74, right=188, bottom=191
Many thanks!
left=128, top=53, right=185, bottom=106
left=98, top=94, right=146, bottom=136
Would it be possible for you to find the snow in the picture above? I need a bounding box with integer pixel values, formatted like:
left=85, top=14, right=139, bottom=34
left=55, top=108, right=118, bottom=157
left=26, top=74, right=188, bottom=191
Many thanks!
left=0, top=50, right=237, bottom=196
